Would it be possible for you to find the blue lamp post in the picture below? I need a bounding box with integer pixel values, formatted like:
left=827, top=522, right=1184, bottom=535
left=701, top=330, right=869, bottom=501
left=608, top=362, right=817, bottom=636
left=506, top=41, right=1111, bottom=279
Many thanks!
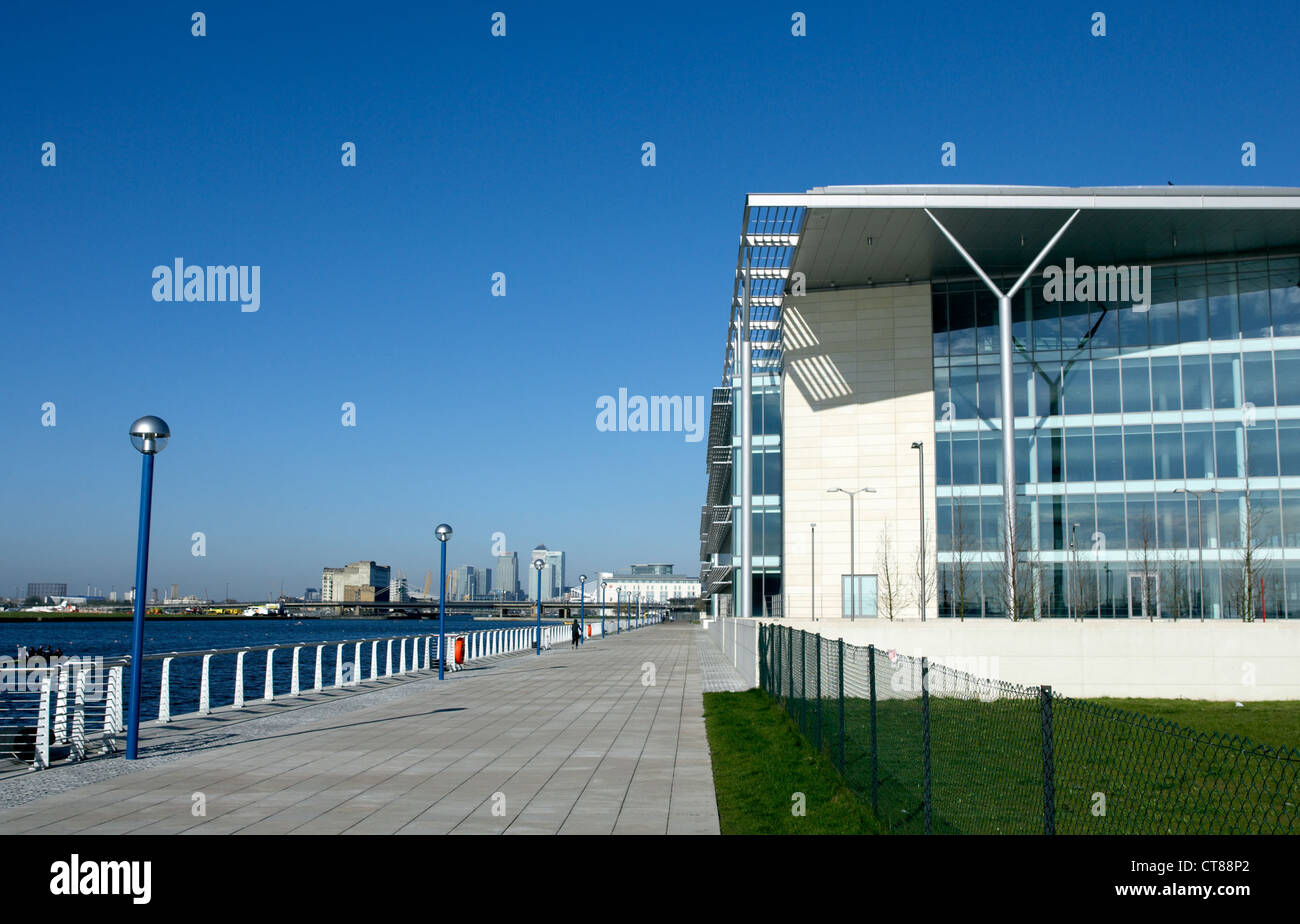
left=578, top=574, right=587, bottom=645
left=125, top=415, right=169, bottom=761
left=435, top=524, right=452, bottom=679
left=637, top=593, right=642, bottom=627
left=600, top=581, right=607, bottom=639
left=617, top=590, right=622, bottom=634
left=533, top=557, right=544, bottom=655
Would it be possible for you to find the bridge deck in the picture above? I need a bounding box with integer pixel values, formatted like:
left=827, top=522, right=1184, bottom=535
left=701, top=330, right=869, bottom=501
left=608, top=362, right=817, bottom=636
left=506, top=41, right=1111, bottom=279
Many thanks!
left=0, top=624, right=719, bottom=834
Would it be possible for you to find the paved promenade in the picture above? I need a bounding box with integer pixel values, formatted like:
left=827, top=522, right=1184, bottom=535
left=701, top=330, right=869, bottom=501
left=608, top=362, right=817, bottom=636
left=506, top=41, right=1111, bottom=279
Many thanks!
left=0, top=623, right=719, bottom=834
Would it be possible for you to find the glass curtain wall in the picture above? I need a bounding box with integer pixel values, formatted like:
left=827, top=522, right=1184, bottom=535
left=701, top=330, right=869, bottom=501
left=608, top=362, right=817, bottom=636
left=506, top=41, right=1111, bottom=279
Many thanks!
left=934, top=253, right=1300, bottom=618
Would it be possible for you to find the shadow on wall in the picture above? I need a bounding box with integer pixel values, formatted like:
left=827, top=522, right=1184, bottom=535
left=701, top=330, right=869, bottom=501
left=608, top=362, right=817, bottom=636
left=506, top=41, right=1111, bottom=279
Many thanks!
left=782, top=298, right=933, bottom=412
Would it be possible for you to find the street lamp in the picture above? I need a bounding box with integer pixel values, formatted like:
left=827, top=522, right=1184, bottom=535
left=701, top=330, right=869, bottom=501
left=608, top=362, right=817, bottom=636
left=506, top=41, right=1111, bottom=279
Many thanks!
left=578, top=574, right=587, bottom=645
left=533, top=557, right=545, bottom=654
left=1175, top=487, right=1222, bottom=621
left=435, top=524, right=452, bottom=679
left=910, top=442, right=926, bottom=622
left=600, top=580, right=607, bottom=639
left=126, top=415, right=169, bottom=760
left=617, top=589, right=622, bottom=634
left=828, top=487, right=876, bottom=621
left=810, top=523, right=816, bottom=621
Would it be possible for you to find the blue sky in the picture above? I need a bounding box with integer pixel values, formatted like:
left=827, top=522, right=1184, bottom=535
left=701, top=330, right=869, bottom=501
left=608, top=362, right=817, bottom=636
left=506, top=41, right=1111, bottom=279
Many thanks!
left=1, top=1, right=1297, bottom=600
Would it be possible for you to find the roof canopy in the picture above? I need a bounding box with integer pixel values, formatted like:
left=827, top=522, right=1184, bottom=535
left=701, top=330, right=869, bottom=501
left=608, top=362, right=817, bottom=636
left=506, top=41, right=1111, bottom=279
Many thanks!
left=750, top=186, right=1300, bottom=291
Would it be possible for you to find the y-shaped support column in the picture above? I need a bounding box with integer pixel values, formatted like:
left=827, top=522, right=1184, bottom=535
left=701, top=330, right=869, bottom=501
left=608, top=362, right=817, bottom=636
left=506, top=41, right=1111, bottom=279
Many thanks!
left=924, top=208, right=1080, bottom=618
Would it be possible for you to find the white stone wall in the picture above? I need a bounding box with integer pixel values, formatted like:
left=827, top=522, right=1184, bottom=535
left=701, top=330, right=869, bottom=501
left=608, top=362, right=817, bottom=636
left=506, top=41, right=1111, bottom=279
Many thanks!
left=764, top=618, right=1300, bottom=701
left=781, top=283, right=936, bottom=621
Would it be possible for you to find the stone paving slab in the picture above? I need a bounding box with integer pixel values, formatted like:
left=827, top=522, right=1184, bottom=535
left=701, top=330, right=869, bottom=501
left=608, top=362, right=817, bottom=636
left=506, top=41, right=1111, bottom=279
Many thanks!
left=0, top=624, right=720, bottom=835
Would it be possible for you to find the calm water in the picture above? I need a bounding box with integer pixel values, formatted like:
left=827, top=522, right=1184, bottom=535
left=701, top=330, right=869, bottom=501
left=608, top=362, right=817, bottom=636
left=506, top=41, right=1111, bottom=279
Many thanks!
left=0, top=616, right=563, bottom=718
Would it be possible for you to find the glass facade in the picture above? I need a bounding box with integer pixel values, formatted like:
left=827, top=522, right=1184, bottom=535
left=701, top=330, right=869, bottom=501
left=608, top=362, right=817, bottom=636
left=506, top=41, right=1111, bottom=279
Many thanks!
left=933, top=253, right=1300, bottom=618
left=732, top=371, right=782, bottom=616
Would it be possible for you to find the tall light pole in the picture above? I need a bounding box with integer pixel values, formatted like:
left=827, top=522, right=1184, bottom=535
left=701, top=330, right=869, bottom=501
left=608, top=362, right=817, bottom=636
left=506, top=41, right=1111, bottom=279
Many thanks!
left=828, top=487, right=876, bottom=621
left=810, top=523, right=816, bottom=621
left=126, top=415, right=170, bottom=760
left=600, top=580, right=607, bottom=638
left=617, top=590, right=622, bottom=633
left=910, top=442, right=926, bottom=621
left=578, top=574, right=587, bottom=645
left=533, top=557, right=545, bottom=654
left=1176, top=487, right=1221, bottom=621
left=435, top=524, right=452, bottom=679
left=1068, top=522, right=1079, bottom=621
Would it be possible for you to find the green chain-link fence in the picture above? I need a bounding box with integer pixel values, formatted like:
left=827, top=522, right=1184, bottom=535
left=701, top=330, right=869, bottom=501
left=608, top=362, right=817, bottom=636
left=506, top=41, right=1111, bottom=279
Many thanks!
left=758, top=623, right=1300, bottom=834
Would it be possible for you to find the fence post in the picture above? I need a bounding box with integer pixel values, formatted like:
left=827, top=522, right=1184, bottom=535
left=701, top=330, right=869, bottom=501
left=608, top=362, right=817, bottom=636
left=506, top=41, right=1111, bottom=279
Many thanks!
left=921, top=656, right=932, bottom=835
left=837, top=637, right=845, bottom=773
left=787, top=626, right=794, bottom=716
left=1041, top=684, right=1055, bottom=835
left=800, top=630, right=807, bottom=733
left=868, top=644, right=879, bottom=818
left=815, top=632, right=822, bottom=751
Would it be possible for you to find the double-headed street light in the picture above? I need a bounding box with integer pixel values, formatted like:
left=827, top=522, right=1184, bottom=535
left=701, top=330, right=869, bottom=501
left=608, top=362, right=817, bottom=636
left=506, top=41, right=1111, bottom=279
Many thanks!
left=1175, top=487, right=1222, bottom=621
left=126, top=415, right=170, bottom=760
left=578, top=574, right=587, bottom=645
left=435, top=524, right=452, bottom=679
left=533, top=557, right=545, bottom=654
left=828, top=486, right=876, bottom=621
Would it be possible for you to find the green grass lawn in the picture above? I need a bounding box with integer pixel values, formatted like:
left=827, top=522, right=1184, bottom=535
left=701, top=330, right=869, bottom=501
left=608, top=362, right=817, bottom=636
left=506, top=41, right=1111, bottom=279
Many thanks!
left=783, top=691, right=1300, bottom=835
left=703, top=689, right=883, bottom=834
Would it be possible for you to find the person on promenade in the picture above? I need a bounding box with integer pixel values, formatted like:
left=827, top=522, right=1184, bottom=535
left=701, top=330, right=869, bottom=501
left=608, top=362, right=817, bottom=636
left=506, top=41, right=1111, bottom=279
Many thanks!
left=571, top=619, right=581, bottom=649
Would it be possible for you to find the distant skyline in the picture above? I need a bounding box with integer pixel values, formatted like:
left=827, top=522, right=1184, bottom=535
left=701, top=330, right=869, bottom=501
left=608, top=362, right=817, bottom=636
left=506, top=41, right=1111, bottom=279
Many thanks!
left=4, top=2, right=1299, bottom=599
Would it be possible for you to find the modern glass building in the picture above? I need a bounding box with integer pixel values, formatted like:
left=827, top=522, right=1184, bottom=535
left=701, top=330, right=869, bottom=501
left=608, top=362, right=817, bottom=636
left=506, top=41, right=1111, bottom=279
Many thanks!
left=702, top=186, right=1300, bottom=620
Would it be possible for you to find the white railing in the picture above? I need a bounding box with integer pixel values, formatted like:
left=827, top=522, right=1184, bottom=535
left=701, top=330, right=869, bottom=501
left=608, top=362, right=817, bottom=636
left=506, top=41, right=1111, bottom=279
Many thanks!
left=2, top=615, right=664, bottom=769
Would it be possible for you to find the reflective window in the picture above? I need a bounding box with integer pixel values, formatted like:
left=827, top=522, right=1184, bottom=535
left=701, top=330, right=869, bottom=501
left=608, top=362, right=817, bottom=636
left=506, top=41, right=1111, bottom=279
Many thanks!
left=1124, top=425, right=1153, bottom=480
left=1093, top=426, right=1125, bottom=481
left=1181, top=354, right=1212, bottom=410
left=1122, top=357, right=1151, bottom=412
left=1150, top=356, right=1181, bottom=412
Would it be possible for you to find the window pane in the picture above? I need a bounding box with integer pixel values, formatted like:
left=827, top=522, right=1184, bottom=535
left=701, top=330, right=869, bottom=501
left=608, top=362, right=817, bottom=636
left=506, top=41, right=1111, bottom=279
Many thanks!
left=1184, top=422, right=1215, bottom=479
left=1207, top=262, right=1239, bottom=340
left=1242, top=352, right=1275, bottom=408
left=979, top=431, right=1002, bottom=485
left=1150, top=355, right=1181, bottom=412
left=1062, top=364, right=1091, bottom=415
left=1212, top=353, right=1240, bottom=409
left=950, top=364, right=978, bottom=419
left=1065, top=430, right=1093, bottom=483
left=975, top=290, right=999, bottom=355
left=1122, top=356, right=1151, bottom=412
left=1181, top=354, right=1212, bottom=410
left=1060, top=302, right=1092, bottom=351
left=1093, top=426, right=1124, bottom=481
left=1096, top=495, right=1126, bottom=551
left=1276, top=351, right=1300, bottom=407
left=1246, top=421, right=1278, bottom=477
left=977, top=364, right=1001, bottom=420
left=952, top=431, right=979, bottom=485
left=1269, top=257, right=1300, bottom=337
left=932, top=294, right=949, bottom=358
left=1148, top=268, right=1179, bottom=345
left=1036, top=428, right=1064, bottom=484
left=949, top=291, right=976, bottom=355
left=1092, top=359, right=1122, bottom=413
left=1238, top=260, right=1271, bottom=338
left=1124, top=425, right=1153, bottom=480
left=1153, top=424, right=1184, bottom=480
left=1279, top=420, right=1300, bottom=477
left=1157, top=492, right=1189, bottom=549
left=1119, top=301, right=1149, bottom=351
left=1176, top=263, right=1209, bottom=342
left=1215, top=423, right=1242, bottom=478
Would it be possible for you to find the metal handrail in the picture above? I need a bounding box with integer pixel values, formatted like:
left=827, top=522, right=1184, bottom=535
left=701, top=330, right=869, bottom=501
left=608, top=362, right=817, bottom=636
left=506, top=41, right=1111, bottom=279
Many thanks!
left=5, top=616, right=664, bottom=770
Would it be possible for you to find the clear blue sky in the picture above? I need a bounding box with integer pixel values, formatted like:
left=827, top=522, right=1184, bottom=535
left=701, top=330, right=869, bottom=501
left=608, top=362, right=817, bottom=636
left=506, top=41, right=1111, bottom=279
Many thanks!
left=1, top=1, right=1296, bottom=600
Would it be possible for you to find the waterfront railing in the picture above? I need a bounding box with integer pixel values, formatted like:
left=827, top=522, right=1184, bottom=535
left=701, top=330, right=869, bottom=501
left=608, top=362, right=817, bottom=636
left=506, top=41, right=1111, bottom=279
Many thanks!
left=2, top=616, right=661, bottom=770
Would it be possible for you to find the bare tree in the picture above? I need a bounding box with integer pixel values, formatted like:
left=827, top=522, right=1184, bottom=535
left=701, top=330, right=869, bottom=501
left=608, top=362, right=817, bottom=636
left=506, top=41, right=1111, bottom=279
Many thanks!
left=948, top=503, right=977, bottom=622
left=996, top=512, right=1041, bottom=621
left=1133, top=508, right=1159, bottom=620
left=1161, top=551, right=1191, bottom=622
left=1227, top=472, right=1272, bottom=623
left=877, top=523, right=902, bottom=621
left=913, top=529, right=936, bottom=620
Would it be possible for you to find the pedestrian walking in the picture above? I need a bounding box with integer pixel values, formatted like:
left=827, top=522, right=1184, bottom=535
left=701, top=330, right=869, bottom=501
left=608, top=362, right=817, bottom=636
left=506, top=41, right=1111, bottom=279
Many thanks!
left=571, top=619, right=581, bottom=649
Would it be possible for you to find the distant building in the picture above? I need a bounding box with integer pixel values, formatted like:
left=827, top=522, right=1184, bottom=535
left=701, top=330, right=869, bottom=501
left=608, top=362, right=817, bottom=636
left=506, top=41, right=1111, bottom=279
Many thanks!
left=304, top=587, right=320, bottom=603
left=528, top=544, right=566, bottom=600
left=449, top=565, right=491, bottom=600
left=322, top=561, right=392, bottom=603
left=604, top=563, right=700, bottom=605
left=27, top=582, right=67, bottom=600
left=496, top=552, right=519, bottom=599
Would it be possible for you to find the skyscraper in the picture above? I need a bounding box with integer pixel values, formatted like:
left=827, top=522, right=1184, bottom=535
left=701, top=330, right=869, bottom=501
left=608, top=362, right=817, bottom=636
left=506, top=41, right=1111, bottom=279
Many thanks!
left=528, top=544, right=567, bottom=600
left=496, top=551, right=519, bottom=600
